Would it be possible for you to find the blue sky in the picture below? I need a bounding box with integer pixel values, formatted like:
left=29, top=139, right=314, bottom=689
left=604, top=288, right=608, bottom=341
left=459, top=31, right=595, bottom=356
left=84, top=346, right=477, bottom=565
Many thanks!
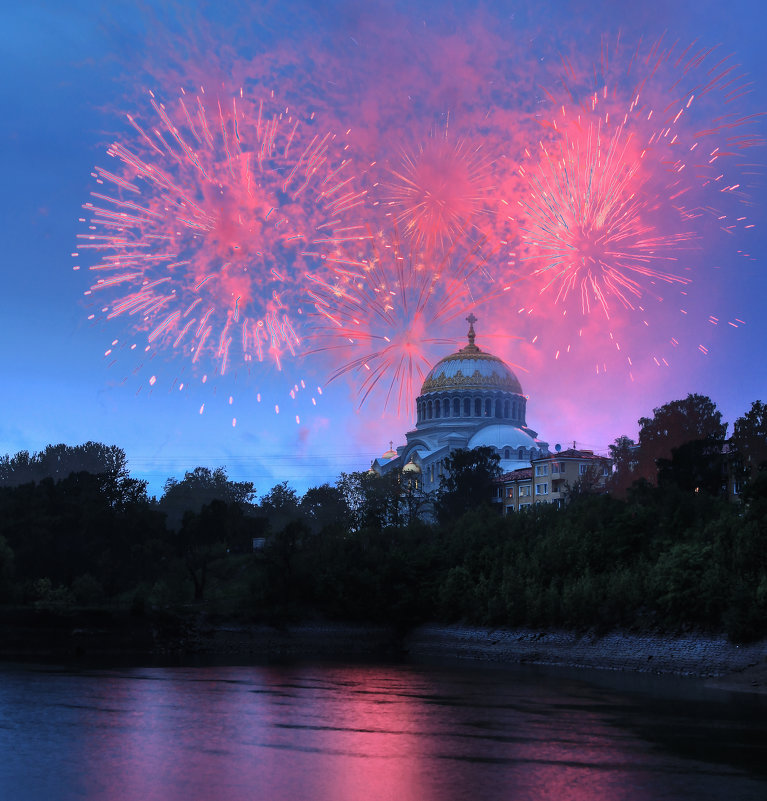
left=1, top=0, right=766, bottom=498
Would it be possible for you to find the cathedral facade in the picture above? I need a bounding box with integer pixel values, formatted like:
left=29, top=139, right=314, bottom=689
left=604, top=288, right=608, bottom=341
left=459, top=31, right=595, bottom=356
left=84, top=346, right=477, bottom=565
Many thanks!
left=372, top=315, right=550, bottom=491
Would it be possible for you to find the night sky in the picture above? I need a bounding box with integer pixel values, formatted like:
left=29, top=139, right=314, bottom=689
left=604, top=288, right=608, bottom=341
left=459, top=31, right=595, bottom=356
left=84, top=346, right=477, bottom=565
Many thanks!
left=2, top=0, right=766, bottom=498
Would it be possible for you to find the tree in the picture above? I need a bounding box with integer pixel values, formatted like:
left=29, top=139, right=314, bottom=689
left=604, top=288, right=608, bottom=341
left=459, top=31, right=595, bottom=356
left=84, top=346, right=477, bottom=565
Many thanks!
left=300, top=484, right=352, bottom=535
left=0, top=442, right=145, bottom=510
left=160, top=466, right=255, bottom=529
left=636, top=394, right=727, bottom=489
left=177, top=500, right=231, bottom=601
left=731, top=400, right=767, bottom=484
left=437, top=446, right=501, bottom=523
left=336, top=470, right=404, bottom=530
left=259, top=482, right=301, bottom=533
left=607, top=435, right=638, bottom=497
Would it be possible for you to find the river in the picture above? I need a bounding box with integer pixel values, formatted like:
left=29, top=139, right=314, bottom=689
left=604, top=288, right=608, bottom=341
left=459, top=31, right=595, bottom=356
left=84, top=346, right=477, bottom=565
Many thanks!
left=1, top=659, right=765, bottom=800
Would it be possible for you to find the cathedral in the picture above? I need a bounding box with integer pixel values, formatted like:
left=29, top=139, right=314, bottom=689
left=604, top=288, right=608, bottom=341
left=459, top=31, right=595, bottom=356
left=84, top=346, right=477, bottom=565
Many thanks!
left=371, top=314, right=550, bottom=491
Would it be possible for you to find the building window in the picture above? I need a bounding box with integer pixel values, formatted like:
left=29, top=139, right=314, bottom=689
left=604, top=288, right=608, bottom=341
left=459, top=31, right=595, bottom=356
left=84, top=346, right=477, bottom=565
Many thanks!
left=602, top=465, right=610, bottom=477
left=579, top=463, right=588, bottom=475
left=518, top=447, right=525, bottom=460
left=504, top=400, right=510, bottom=418
left=474, top=398, right=481, bottom=416
left=504, top=448, right=510, bottom=459
left=519, top=485, right=530, bottom=497
left=495, top=399, right=502, bottom=418
left=535, top=483, right=548, bottom=495
left=464, top=398, right=470, bottom=416
left=443, top=398, right=450, bottom=417
left=485, top=399, right=492, bottom=417
left=453, top=398, right=460, bottom=416
left=507, top=487, right=514, bottom=497
left=427, top=401, right=432, bottom=419
left=535, top=464, right=548, bottom=476
left=551, top=462, right=561, bottom=474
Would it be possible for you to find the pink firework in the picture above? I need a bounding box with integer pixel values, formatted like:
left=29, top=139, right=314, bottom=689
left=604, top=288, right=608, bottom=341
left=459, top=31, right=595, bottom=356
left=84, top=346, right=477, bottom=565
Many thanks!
left=76, top=87, right=365, bottom=375
left=380, top=128, right=496, bottom=255
left=511, top=33, right=761, bottom=320
left=516, top=116, right=692, bottom=318
left=305, top=231, right=495, bottom=413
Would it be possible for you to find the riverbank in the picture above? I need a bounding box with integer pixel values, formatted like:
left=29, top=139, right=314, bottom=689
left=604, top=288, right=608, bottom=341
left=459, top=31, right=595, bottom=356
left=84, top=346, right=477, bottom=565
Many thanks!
left=2, top=608, right=765, bottom=692
left=403, top=625, right=767, bottom=694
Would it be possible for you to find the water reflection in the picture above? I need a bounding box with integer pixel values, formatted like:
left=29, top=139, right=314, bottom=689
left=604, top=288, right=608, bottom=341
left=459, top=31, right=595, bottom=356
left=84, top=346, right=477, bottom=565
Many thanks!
left=0, top=661, right=765, bottom=801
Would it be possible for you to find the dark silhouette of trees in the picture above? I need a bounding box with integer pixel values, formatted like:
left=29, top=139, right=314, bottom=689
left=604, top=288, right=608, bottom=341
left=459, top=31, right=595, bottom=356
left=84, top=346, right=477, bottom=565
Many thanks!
left=0, top=398, right=765, bottom=643
left=300, top=484, right=352, bottom=535
left=607, top=435, right=638, bottom=497
left=636, top=394, right=727, bottom=492
left=437, top=446, right=501, bottom=522
left=160, top=466, right=256, bottom=529
left=731, top=400, right=767, bottom=485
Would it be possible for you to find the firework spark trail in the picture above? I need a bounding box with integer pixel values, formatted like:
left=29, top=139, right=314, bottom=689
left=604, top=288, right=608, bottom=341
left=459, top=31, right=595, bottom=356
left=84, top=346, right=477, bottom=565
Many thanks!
left=305, top=231, right=499, bottom=413
left=76, top=86, right=366, bottom=381
left=380, top=125, right=497, bottom=255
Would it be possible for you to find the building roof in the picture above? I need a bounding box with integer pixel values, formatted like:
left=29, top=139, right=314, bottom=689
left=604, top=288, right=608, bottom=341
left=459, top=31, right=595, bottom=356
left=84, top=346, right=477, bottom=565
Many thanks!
left=420, top=314, right=523, bottom=395
left=467, top=424, right=539, bottom=452
left=542, top=448, right=609, bottom=461
left=496, top=468, right=533, bottom=482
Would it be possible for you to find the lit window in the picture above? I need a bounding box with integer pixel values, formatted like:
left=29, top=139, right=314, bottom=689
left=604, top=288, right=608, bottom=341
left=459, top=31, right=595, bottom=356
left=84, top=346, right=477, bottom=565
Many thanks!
left=507, top=487, right=514, bottom=497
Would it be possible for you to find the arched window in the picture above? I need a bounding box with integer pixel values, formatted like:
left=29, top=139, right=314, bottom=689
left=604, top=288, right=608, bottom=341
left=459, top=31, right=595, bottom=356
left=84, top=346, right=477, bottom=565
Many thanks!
left=463, top=397, right=470, bottom=416
left=512, top=400, right=518, bottom=421
left=435, top=400, right=441, bottom=418
left=504, top=400, right=510, bottom=418
left=427, top=400, right=433, bottom=420
left=485, top=399, right=491, bottom=417
left=495, top=399, right=502, bottom=418
left=443, top=398, right=450, bottom=417
left=474, top=398, right=481, bottom=416
left=504, top=448, right=510, bottom=459
left=453, top=398, right=460, bottom=416
left=518, top=447, right=525, bottom=460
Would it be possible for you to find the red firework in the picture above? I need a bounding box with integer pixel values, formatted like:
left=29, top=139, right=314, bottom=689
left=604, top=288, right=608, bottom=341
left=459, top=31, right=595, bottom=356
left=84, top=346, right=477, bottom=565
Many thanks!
left=76, top=86, right=365, bottom=376
left=304, top=231, right=495, bottom=413
left=380, top=127, right=495, bottom=255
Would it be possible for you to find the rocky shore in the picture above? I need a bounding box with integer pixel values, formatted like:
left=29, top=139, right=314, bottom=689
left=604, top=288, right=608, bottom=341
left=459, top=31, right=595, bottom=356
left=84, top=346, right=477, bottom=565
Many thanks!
left=403, top=625, right=767, bottom=694
left=2, top=608, right=765, bottom=693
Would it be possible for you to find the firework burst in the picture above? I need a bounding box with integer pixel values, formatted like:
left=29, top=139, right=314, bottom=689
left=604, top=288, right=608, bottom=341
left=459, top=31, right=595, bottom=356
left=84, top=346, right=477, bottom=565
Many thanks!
left=304, top=231, right=495, bottom=413
left=500, top=33, right=761, bottom=375
left=516, top=116, right=692, bottom=319
left=380, top=126, right=496, bottom=255
left=75, top=86, right=365, bottom=377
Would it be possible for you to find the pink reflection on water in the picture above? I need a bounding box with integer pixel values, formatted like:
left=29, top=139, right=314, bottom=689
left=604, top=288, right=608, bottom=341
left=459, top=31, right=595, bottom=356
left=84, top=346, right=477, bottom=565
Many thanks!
left=70, top=665, right=743, bottom=801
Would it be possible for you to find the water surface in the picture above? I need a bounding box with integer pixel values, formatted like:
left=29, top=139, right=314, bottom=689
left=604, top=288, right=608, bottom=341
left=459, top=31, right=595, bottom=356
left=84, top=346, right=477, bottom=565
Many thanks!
left=1, top=660, right=765, bottom=800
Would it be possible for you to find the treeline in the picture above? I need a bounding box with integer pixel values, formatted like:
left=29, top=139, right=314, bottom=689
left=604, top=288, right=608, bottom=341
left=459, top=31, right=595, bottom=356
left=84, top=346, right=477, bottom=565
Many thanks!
left=0, top=396, right=765, bottom=642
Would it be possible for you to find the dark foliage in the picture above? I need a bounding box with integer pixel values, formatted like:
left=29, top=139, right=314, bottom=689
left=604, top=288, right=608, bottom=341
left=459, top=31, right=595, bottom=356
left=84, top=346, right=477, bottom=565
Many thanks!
left=1, top=412, right=766, bottom=643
